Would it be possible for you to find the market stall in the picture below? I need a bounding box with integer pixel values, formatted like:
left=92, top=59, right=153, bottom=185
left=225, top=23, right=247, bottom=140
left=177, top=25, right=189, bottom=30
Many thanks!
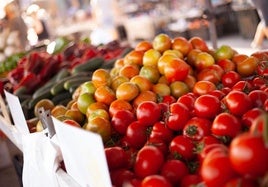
left=0, top=0, right=268, bottom=187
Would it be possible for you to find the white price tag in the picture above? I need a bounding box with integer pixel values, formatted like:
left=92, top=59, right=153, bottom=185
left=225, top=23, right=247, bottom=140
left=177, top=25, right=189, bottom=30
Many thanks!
left=4, top=90, right=29, bottom=134
left=53, top=117, right=112, bottom=187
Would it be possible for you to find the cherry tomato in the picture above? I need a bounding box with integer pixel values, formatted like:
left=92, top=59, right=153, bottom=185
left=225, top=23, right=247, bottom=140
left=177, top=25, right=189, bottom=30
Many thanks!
left=194, top=94, right=221, bottom=119
left=224, top=90, right=253, bottom=116
left=200, top=145, right=237, bottom=187
left=221, top=71, right=241, bottom=88
left=134, top=145, right=165, bottom=178
left=149, top=121, right=174, bottom=143
left=125, top=121, right=148, bottom=149
left=105, top=146, right=128, bottom=170
left=166, top=102, right=190, bottom=131
left=242, top=107, right=265, bottom=129
left=141, top=175, right=172, bottom=187
left=180, top=174, right=202, bottom=187
left=211, top=112, right=242, bottom=138
left=248, top=89, right=268, bottom=108
left=177, top=92, right=197, bottom=111
left=229, top=132, right=268, bottom=177
left=111, top=110, right=136, bottom=135
left=161, top=159, right=189, bottom=185
left=183, top=116, right=211, bottom=141
left=169, top=135, right=195, bottom=161
left=136, top=101, right=161, bottom=127
left=232, top=80, right=253, bottom=93
left=236, top=56, right=258, bottom=77
left=224, top=177, right=259, bottom=187
left=110, top=168, right=135, bottom=187
left=217, top=58, right=236, bottom=72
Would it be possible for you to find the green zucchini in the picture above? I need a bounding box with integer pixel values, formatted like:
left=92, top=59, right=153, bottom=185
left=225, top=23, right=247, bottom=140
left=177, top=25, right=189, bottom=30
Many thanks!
left=50, top=72, right=91, bottom=95
left=28, top=89, right=53, bottom=109
left=63, top=76, right=91, bottom=90
left=51, top=91, right=72, bottom=105
left=71, top=57, right=104, bottom=74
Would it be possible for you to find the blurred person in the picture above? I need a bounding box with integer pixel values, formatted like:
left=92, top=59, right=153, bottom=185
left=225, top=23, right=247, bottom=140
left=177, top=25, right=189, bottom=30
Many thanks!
left=250, top=0, right=268, bottom=49
left=4, top=1, right=29, bottom=50
left=26, top=4, right=50, bottom=42
left=90, top=0, right=127, bottom=45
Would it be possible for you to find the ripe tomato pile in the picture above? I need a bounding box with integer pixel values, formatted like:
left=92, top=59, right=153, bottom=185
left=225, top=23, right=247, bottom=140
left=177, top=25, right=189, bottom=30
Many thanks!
left=63, top=34, right=268, bottom=186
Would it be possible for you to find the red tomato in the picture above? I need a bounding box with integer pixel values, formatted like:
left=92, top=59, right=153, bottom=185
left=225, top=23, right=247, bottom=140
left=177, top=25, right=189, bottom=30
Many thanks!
left=111, top=110, right=136, bottom=135
left=224, top=177, right=259, bottom=187
left=221, top=71, right=241, bottom=88
left=166, top=102, right=191, bottom=131
left=141, top=175, right=172, bottom=187
left=164, top=58, right=190, bottom=83
left=136, top=101, right=161, bottom=127
left=180, top=174, right=202, bottom=187
left=249, top=113, right=267, bottom=134
left=169, top=135, right=195, bottom=161
left=224, top=90, right=253, bottom=116
left=198, top=143, right=228, bottom=163
left=211, top=112, right=242, bottom=139
left=194, top=94, right=222, bottom=119
left=161, top=159, right=189, bottom=185
left=248, top=89, right=268, bottom=108
left=134, top=146, right=165, bottom=178
left=125, top=121, right=148, bottom=149
left=105, top=146, right=128, bottom=170
left=110, top=168, right=135, bottom=187
left=177, top=92, right=197, bottom=111
left=231, top=80, right=253, bottom=93
left=146, top=137, right=169, bottom=156
left=242, top=107, right=265, bottom=129
left=183, top=117, right=211, bottom=141
left=149, top=121, right=174, bottom=143
left=229, top=132, right=268, bottom=177
left=200, top=146, right=237, bottom=187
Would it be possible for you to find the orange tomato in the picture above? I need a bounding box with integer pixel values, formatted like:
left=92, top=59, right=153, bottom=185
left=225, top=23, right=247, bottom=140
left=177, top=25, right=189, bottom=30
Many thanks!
left=86, top=102, right=108, bottom=117
left=132, top=90, right=157, bottom=109
left=124, top=50, right=144, bottom=66
left=170, top=81, right=190, bottom=99
left=152, top=83, right=171, bottom=96
left=94, top=85, right=116, bottom=105
left=193, top=80, right=217, bottom=96
left=232, top=53, right=248, bottom=65
left=187, top=49, right=202, bottom=66
left=84, top=116, right=111, bottom=142
left=172, top=36, right=193, bottom=56
left=189, top=36, right=209, bottom=52
left=135, top=40, right=153, bottom=52
left=152, top=33, right=172, bottom=53
left=109, top=99, right=133, bottom=117
left=111, top=75, right=129, bottom=91
left=157, top=54, right=177, bottom=75
left=92, top=68, right=111, bottom=88
left=116, top=82, right=140, bottom=101
left=163, top=49, right=184, bottom=59
left=130, top=75, right=152, bottom=92
left=143, top=48, right=161, bottom=67
left=119, top=64, right=140, bottom=79
left=139, top=65, right=160, bottom=84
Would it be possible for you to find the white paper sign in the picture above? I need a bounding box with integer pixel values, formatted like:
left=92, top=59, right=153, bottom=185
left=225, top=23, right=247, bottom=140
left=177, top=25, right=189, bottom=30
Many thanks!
left=22, top=132, right=61, bottom=187
left=4, top=90, right=29, bottom=134
left=53, top=117, right=112, bottom=187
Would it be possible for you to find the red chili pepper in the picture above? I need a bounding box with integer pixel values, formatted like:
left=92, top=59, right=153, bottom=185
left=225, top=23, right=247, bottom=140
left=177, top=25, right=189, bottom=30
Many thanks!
left=38, top=56, right=60, bottom=82
left=7, top=67, right=25, bottom=86
left=14, top=72, right=40, bottom=94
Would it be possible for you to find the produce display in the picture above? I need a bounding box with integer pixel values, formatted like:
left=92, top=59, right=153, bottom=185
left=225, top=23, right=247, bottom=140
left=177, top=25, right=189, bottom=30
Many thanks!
left=3, top=33, right=268, bottom=186
left=2, top=38, right=131, bottom=119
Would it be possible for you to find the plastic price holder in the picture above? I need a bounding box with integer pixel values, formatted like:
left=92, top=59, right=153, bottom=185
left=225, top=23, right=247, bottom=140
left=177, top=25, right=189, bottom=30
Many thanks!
left=4, top=90, right=29, bottom=134
left=53, top=117, right=112, bottom=187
